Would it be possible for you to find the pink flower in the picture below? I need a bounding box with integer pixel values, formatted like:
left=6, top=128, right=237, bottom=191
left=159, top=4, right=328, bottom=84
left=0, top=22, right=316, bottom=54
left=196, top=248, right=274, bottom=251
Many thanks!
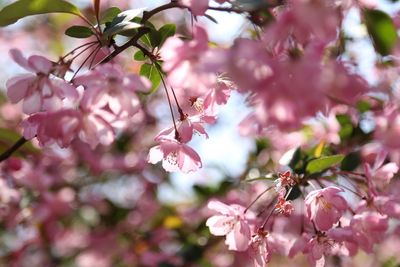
left=179, top=0, right=209, bottom=16
left=148, top=135, right=202, bottom=173
left=262, top=0, right=340, bottom=46
left=289, top=233, right=337, bottom=267
left=6, top=49, right=78, bottom=114
left=155, top=114, right=213, bottom=144
left=275, top=197, right=294, bottom=216
left=0, top=178, right=20, bottom=214
left=350, top=211, right=388, bottom=253
left=22, top=109, right=82, bottom=148
left=249, top=229, right=271, bottom=267
left=275, top=170, right=296, bottom=193
left=329, top=211, right=388, bottom=253
left=161, top=26, right=222, bottom=94
left=374, top=105, right=400, bottom=149
left=74, top=63, right=150, bottom=116
left=79, top=107, right=117, bottom=149
left=364, top=150, right=399, bottom=190
left=206, top=200, right=251, bottom=251
left=305, top=186, right=347, bottom=231
left=203, top=78, right=232, bottom=115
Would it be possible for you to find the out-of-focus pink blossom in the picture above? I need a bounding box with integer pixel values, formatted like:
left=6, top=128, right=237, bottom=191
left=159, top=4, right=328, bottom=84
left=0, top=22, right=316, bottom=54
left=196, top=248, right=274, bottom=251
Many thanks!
left=206, top=200, right=252, bottom=251
left=374, top=105, right=400, bottom=149
left=6, top=49, right=78, bottom=114
left=179, top=0, right=209, bottom=16
left=305, top=186, right=347, bottom=231
left=161, top=26, right=222, bottom=94
left=289, top=233, right=338, bottom=267
left=329, top=211, right=388, bottom=253
left=263, top=0, right=340, bottom=47
left=74, top=63, right=150, bottom=116
left=364, top=149, right=399, bottom=193
left=21, top=109, right=82, bottom=148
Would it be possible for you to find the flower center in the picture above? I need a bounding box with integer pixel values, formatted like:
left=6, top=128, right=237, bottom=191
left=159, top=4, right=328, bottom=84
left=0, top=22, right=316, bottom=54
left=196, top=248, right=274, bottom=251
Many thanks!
left=317, top=196, right=332, bottom=210
left=166, top=152, right=178, bottom=165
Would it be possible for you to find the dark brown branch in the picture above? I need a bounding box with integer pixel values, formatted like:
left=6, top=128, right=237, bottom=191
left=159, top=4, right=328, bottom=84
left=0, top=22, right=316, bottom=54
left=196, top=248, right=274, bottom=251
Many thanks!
left=0, top=137, right=27, bottom=162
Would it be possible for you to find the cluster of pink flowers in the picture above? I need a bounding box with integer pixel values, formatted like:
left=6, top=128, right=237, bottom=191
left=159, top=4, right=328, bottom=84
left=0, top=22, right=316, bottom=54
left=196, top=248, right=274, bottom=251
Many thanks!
left=7, top=51, right=150, bottom=149
left=148, top=26, right=233, bottom=173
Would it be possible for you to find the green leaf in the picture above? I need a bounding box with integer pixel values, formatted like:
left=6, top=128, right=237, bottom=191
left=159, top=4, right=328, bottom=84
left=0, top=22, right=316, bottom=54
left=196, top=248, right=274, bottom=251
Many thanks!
left=356, top=100, right=371, bottom=113
left=65, top=25, right=94, bottom=38
left=336, top=114, right=353, bottom=140
left=140, top=28, right=161, bottom=48
left=134, top=50, right=147, bottom=61
left=306, top=155, right=345, bottom=174
left=158, top=24, right=176, bottom=46
left=140, top=63, right=161, bottom=94
left=100, top=6, right=121, bottom=24
left=150, top=30, right=162, bottom=47
left=341, top=152, right=361, bottom=171
left=102, top=8, right=143, bottom=38
left=0, top=0, right=82, bottom=27
left=364, top=9, right=398, bottom=56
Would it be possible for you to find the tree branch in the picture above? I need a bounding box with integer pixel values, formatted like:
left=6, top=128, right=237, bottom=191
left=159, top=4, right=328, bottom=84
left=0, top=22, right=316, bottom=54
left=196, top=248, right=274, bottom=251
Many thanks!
left=0, top=137, right=27, bottom=162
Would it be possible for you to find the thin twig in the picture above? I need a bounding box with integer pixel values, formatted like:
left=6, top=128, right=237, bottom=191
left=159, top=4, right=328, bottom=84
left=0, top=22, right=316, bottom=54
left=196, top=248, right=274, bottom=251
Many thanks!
left=158, top=69, right=181, bottom=141
left=245, top=186, right=274, bottom=213
left=60, top=41, right=97, bottom=61
left=0, top=137, right=27, bottom=162
left=70, top=44, right=101, bottom=81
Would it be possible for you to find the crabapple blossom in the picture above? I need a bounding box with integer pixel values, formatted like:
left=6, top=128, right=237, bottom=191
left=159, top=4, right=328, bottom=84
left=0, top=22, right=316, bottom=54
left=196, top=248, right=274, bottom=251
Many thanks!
left=290, top=233, right=339, bottom=267
left=249, top=229, right=271, bottom=267
left=74, top=63, right=151, bottom=117
left=364, top=149, right=399, bottom=189
left=21, top=109, right=82, bottom=148
left=6, top=49, right=78, bottom=114
left=206, top=200, right=252, bottom=251
left=329, top=211, right=388, bottom=253
left=161, top=26, right=221, bottom=94
left=179, top=0, right=209, bottom=16
left=274, top=197, right=294, bottom=216
left=305, top=186, right=348, bottom=231
left=148, top=135, right=202, bottom=173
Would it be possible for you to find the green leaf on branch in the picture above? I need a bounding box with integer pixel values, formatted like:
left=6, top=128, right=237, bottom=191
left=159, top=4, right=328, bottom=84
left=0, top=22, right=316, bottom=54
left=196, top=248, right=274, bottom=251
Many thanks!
left=140, top=63, right=161, bottom=94
left=100, top=6, right=121, bottom=24
left=134, top=50, right=147, bottom=61
left=65, top=25, right=94, bottom=38
left=306, top=155, right=345, bottom=174
left=340, top=152, right=361, bottom=171
left=364, top=9, right=398, bottom=56
left=0, top=0, right=82, bottom=27
left=102, top=8, right=144, bottom=39
left=158, top=24, right=176, bottom=47
left=140, top=28, right=161, bottom=48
